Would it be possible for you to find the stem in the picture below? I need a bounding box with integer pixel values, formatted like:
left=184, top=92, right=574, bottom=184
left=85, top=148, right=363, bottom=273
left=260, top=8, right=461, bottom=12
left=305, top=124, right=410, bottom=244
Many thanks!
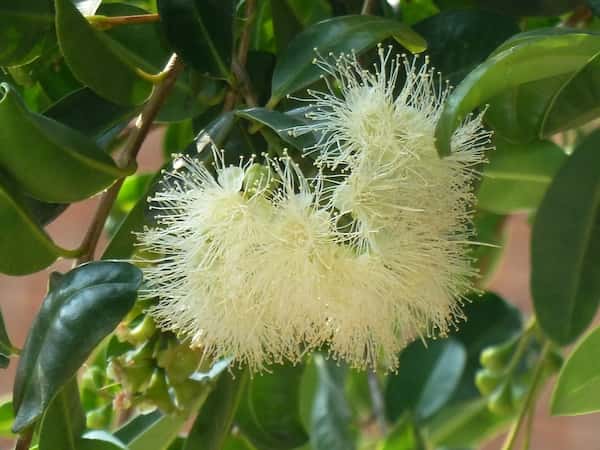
left=223, top=0, right=258, bottom=110
left=361, top=0, right=377, bottom=15
left=76, top=54, right=184, bottom=265
left=367, top=370, right=388, bottom=436
left=15, top=429, right=33, bottom=450
left=500, top=341, right=551, bottom=450
left=88, top=13, right=160, bottom=29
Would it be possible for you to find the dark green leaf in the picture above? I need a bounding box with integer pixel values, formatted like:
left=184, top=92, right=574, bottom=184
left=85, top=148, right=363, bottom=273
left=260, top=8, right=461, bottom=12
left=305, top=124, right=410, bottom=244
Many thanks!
left=116, top=412, right=187, bottom=450
left=12, top=261, right=142, bottom=432
left=0, top=83, right=129, bottom=203
left=435, top=30, right=600, bottom=156
left=552, top=325, right=600, bottom=415
left=38, top=380, right=85, bottom=450
left=236, top=107, right=314, bottom=150
left=270, top=15, right=426, bottom=103
left=0, top=400, right=14, bottom=438
left=157, top=0, right=234, bottom=79
left=0, top=175, right=64, bottom=275
left=0, top=0, right=54, bottom=67
left=55, top=0, right=153, bottom=105
left=532, top=129, right=600, bottom=345
left=185, top=371, right=248, bottom=450
left=236, top=366, right=308, bottom=450
left=472, top=211, right=506, bottom=284
left=413, top=10, right=519, bottom=84
left=270, top=0, right=303, bottom=53
left=478, top=138, right=566, bottom=214
left=164, top=120, right=195, bottom=159
left=310, top=355, right=355, bottom=450
left=386, top=338, right=466, bottom=422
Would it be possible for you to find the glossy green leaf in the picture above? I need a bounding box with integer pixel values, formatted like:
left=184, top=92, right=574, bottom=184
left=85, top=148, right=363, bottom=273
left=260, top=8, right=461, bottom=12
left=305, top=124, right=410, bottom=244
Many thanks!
left=386, top=338, right=467, bottom=422
left=478, top=138, right=566, bottom=214
left=532, top=130, right=600, bottom=345
left=413, top=10, right=519, bottom=84
left=270, top=15, right=426, bottom=103
left=80, top=431, right=128, bottom=450
left=472, top=211, right=506, bottom=283
left=0, top=306, right=14, bottom=368
left=236, top=366, right=308, bottom=450
left=157, top=0, right=234, bottom=78
left=164, top=120, right=194, bottom=158
left=0, top=83, right=129, bottom=203
left=310, top=355, right=355, bottom=450
left=435, top=30, right=600, bottom=156
left=75, top=0, right=102, bottom=15
left=116, top=411, right=187, bottom=450
left=12, top=261, right=142, bottom=432
left=0, top=400, right=14, bottom=438
left=44, top=87, right=136, bottom=140
left=38, top=380, right=85, bottom=450
left=236, top=107, right=314, bottom=150
left=185, top=371, right=248, bottom=450
left=55, top=0, right=153, bottom=105
left=0, top=0, right=54, bottom=67
left=270, top=0, right=303, bottom=53
left=552, top=326, right=600, bottom=416
left=0, top=175, right=64, bottom=275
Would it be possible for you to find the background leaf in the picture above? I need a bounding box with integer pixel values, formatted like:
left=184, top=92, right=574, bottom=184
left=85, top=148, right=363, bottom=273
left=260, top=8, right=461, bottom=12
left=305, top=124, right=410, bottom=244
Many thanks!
left=0, top=307, right=15, bottom=368
left=0, top=400, right=14, bottom=438
left=385, top=338, right=467, bottom=422
left=12, top=261, right=142, bottom=432
left=55, top=0, right=153, bottom=105
left=477, top=138, right=566, bottom=214
left=116, top=411, right=188, bottom=450
left=270, top=15, right=426, bottom=103
left=532, top=129, right=600, bottom=345
left=552, top=325, right=600, bottom=416
left=38, top=380, right=85, bottom=450
left=0, top=83, right=128, bottom=203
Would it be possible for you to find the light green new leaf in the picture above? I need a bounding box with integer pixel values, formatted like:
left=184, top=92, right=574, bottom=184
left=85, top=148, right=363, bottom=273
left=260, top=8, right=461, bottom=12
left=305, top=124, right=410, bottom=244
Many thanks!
left=478, top=138, right=566, bottom=214
left=0, top=400, right=14, bottom=438
left=12, top=261, right=142, bottom=432
left=116, top=411, right=188, bottom=450
left=0, top=83, right=130, bottom=203
left=0, top=176, right=65, bottom=275
left=552, top=326, right=600, bottom=416
left=0, top=0, right=54, bottom=67
left=55, top=0, right=153, bottom=105
left=435, top=30, right=600, bottom=155
left=270, top=15, right=426, bottom=103
left=532, top=130, right=600, bottom=345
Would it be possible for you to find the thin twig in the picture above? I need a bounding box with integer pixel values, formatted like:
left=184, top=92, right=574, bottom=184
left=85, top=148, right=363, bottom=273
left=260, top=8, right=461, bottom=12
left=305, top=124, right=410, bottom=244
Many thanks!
left=500, top=342, right=551, bottom=450
left=562, top=4, right=593, bottom=27
left=76, top=54, right=184, bottom=265
left=361, top=0, right=378, bottom=15
left=88, top=13, right=161, bottom=29
left=223, top=0, right=258, bottom=110
left=367, top=370, right=388, bottom=436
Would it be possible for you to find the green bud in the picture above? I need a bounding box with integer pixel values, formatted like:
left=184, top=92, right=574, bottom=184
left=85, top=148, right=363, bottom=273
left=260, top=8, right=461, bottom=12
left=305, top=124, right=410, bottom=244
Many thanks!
left=86, top=404, right=112, bottom=429
left=480, top=336, right=519, bottom=372
left=243, top=163, right=276, bottom=195
left=475, top=368, right=504, bottom=396
left=488, top=382, right=515, bottom=416
left=157, top=340, right=202, bottom=384
left=170, top=378, right=207, bottom=413
left=144, top=369, right=175, bottom=414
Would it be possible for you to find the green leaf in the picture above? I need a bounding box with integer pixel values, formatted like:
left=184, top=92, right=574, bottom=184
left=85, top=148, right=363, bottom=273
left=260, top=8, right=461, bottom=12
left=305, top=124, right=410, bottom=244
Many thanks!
left=75, top=0, right=102, bottom=16
left=310, top=355, right=355, bottom=450
left=157, top=0, right=234, bottom=79
left=0, top=83, right=129, bottom=203
left=270, top=0, right=303, bottom=53
left=380, top=416, right=425, bottom=450
left=80, top=431, right=128, bottom=450
left=552, top=325, right=600, bottom=416
left=472, top=211, right=506, bottom=283
left=385, top=338, right=467, bottom=422
left=185, top=371, right=248, bottom=450
left=12, top=261, right=142, bottom=432
left=532, top=129, right=600, bottom=345
left=55, top=0, right=153, bottom=105
left=477, top=138, right=566, bottom=214
left=44, top=87, right=135, bottom=140
left=270, top=15, right=426, bottom=103
left=236, top=366, right=308, bottom=450
left=435, top=30, right=600, bottom=156
left=236, top=107, right=314, bottom=150
left=116, top=411, right=187, bottom=450
left=413, top=10, right=519, bottom=84
left=0, top=400, right=15, bottom=438
left=0, top=175, right=64, bottom=275
left=164, top=120, right=195, bottom=159
left=38, top=380, right=85, bottom=450
left=0, top=0, right=54, bottom=67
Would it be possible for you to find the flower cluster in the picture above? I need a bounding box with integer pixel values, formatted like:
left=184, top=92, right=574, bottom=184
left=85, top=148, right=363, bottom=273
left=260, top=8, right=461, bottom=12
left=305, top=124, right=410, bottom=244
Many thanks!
left=137, top=46, right=491, bottom=372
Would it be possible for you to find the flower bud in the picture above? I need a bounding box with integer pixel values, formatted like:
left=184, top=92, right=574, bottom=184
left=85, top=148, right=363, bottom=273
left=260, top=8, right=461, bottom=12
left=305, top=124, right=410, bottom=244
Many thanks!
left=475, top=368, right=504, bottom=396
